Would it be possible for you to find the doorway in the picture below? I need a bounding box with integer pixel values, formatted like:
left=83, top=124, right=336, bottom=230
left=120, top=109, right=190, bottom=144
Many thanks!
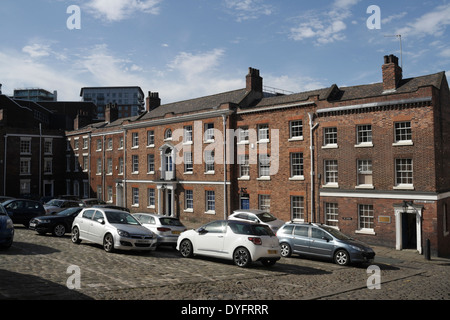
left=402, top=213, right=417, bottom=249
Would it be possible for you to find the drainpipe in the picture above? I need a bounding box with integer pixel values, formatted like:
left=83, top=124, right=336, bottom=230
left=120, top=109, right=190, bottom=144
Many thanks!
left=308, top=112, right=319, bottom=223
left=222, top=114, right=228, bottom=219
left=3, top=135, right=7, bottom=196
left=39, top=123, right=42, bottom=196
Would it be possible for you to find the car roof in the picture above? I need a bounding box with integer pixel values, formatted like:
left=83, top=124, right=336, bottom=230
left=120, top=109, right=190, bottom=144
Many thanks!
left=231, top=209, right=267, bottom=215
left=135, top=213, right=178, bottom=218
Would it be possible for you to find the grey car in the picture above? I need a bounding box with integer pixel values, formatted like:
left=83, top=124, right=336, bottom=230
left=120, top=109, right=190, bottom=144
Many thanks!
left=277, top=222, right=375, bottom=266
left=133, top=213, right=187, bottom=248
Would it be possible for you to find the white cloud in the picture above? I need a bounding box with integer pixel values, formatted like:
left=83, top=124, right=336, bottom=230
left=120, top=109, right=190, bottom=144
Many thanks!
left=396, top=4, right=450, bottom=37
left=85, top=0, right=162, bottom=22
left=22, top=44, right=51, bottom=58
left=224, top=0, right=274, bottom=22
left=289, top=0, right=359, bottom=45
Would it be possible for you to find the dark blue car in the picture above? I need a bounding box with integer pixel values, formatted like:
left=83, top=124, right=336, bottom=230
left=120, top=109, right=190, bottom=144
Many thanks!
left=0, top=204, right=14, bottom=249
left=2, top=199, right=46, bottom=227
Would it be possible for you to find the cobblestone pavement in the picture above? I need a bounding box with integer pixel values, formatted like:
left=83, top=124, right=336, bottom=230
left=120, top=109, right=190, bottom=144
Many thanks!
left=1, top=226, right=449, bottom=302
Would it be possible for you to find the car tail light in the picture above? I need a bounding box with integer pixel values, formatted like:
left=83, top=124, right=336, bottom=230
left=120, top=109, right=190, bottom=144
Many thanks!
left=248, top=237, right=262, bottom=245
left=157, top=227, right=171, bottom=232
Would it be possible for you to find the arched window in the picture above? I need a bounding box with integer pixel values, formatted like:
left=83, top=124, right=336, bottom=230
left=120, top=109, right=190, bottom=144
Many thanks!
left=164, top=129, right=172, bottom=140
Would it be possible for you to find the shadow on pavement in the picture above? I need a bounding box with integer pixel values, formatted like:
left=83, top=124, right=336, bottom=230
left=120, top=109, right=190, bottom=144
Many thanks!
left=0, top=269, right=93, bottom=300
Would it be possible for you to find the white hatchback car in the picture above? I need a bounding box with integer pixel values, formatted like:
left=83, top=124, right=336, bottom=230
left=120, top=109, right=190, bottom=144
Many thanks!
left=228, top=209, right=285, bottom=232
left=176, top=220, right=280, bottom=267
left=71, top=208, right=157, bottom=253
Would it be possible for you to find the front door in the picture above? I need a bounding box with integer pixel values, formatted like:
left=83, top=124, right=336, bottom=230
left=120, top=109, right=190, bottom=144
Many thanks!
left=240, top=198, right=250, bottom=209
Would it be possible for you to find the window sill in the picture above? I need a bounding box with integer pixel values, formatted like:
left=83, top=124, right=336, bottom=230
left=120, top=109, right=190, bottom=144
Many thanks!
left=238, top=176, right=250, bottom=181
left=322, top=144, right=338, bottom=149
left=204, top=171, right=215, bottom=175
left=288, top=136, right=304, bottom=142
left=393, top=185, right=414, bottom=190
left=205, top=210, right=216, bottom=215
left=355, top=229, right=376, bottom=235
left=322, top=183, right=339, bottom=188
left=257, top=176, right=271, bottom=181
left=289, top=176, right=305, bottom=181
left=355, top=185, right=374, bottom=189
left=354, top=143, right=373, bottom=148
left=392, top=141, right=413, bottom=147
left=184, top=171, right=193, bottom=175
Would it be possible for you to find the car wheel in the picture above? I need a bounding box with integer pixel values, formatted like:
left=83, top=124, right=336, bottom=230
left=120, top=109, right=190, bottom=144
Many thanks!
left=71, top=227, right=81, bottom=244
left=261, top=259, right=277, bottom=267
left=53, top=224, right=66, bottom=237
left=280, top=242, right=292, bottom=257
left=103, top=233, right=115, bottom=253
left=179, top=239, right=193, bottom=258
left=233, top=247, right=251, bottom=268
left=334, top=249, right=350, bottom=266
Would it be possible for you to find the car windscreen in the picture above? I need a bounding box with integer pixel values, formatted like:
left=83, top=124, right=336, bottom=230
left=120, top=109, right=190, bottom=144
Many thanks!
left=105, top=211, right=140, bottom=225
left=229, top=222, right=275, bottom=236
left=321, top=225, right=353, bottom=240
left=255, top=212, right=277, bottom=222
left=159, top=217, right=183, bottom=226
left=46, top=199, right=64, bottom=207
left=57, top=207, right=82, bottom=217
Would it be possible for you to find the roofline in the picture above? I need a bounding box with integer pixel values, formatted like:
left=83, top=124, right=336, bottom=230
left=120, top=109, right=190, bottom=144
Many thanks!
left=80, top=86, right=144, bottom=96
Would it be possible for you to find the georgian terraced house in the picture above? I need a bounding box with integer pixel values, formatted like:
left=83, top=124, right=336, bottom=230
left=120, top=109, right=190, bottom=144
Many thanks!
left=64, top=54, right=450, bottom=257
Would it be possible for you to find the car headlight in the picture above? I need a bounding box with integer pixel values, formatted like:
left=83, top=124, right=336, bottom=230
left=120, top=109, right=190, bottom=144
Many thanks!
left=117, top=229, right=130, bottom=237
left=6, top=219, right=13, bottom=229
left=350, top=245, right=363, bottom=252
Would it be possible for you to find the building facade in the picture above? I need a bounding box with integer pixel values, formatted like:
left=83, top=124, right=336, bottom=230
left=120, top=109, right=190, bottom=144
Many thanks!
left=65, top=56, right=450, bottom=257
left=80, top=86, right=145, bottom=119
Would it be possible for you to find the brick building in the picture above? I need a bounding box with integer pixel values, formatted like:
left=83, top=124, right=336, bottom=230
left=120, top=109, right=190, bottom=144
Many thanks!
left=65, top=55, right=450, bottom=257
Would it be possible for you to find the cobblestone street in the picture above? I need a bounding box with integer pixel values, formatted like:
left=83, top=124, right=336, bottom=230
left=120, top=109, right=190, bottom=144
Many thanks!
left=1, top=226, right=449, bottom=304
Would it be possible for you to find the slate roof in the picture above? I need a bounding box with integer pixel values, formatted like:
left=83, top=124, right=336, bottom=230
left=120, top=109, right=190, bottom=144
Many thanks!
left=140, top=88, right=249, bottom=120
left=252, top=71, right=446, bottom=109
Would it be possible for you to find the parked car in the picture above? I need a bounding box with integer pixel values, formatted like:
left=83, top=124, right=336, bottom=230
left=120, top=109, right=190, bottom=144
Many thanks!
left=29, top=207, right=83, bottom=237
left=277, top=222, right=375, bottom=266
left=81, top=198, right=106, bottom=206
left=177, top=220, right=280, bottom=268
left=228, top=209, right=285, bottom=232
left=0, top=204, right=14, bottom=249
left=133, top=213, right=187, bottom=248
left=71, top=208, right=157, bottom=253
left=92, top=204, right=130, bottom=212
left=44, top=199, right=84, bottom=215
left=2, top=199, right=46, bottom=227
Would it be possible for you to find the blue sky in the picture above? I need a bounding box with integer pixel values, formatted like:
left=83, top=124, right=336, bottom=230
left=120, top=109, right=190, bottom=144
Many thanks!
left=1, top=0, right=450, bottom=103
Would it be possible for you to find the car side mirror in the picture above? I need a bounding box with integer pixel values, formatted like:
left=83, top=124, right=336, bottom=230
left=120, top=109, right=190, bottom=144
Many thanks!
left=97, top=218, right=105, bottom=225
left=197, top=227, right=207, bottom=235
left=322, top=236, right=331, bottom=242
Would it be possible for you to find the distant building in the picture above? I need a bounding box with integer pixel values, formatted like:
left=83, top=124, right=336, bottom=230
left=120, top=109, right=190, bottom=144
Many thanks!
left=80, top=86, right=145, bottom=119
left=13, top=88, right=57, bottom=102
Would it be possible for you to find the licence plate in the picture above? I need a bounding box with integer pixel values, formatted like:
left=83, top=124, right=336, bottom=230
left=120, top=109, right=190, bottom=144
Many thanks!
left=136, top=239, right=150, bottom=243
left=29, top=222, right=36, bottom=228
left=172, top=231, right=181, bottom=235
left=267, top=250, right=277, bottom=254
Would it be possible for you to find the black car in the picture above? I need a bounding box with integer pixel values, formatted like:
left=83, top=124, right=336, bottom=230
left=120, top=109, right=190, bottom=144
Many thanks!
left=29, top=207, right=83, bottom=237
left=2, top=199, right=46, bottom=227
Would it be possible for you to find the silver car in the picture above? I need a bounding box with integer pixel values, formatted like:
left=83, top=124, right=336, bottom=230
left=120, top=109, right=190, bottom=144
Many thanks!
left=133, top=213, right=187, bottom=248
left=44, top=199, right=83, bottom=215
left=277, top=222, right=375, bottom=266
left=71, top=208, right=157, bottom=253
left=228, top=209, right=285, bottom=232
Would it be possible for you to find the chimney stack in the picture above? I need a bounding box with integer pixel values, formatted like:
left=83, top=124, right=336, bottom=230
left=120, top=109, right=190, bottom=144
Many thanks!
left=74, top=110, right=90, bottom=130
left=105, top=103, right=118, bottom=123
left=246, top=67, right=263, bottom=93
left=382, top=54, right=403, bottom=92
left=146, top=91, right=161, bottom=111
